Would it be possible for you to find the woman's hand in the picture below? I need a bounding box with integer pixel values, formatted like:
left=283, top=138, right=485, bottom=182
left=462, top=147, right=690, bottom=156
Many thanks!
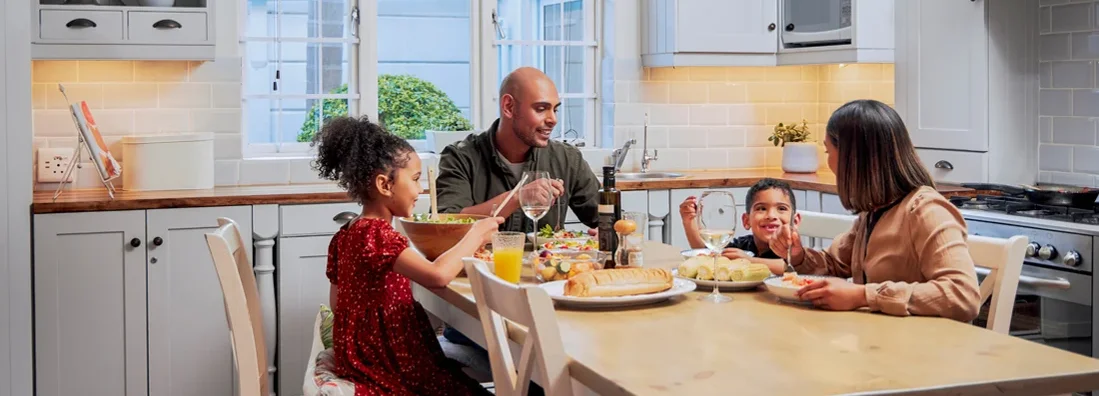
left=679, top=196, right=698, bottom=226
left=769, top=224, right=805, bottom=265
left=795, top=278, right=867, bottom=311
left=471, top=217, right=505, bottom=245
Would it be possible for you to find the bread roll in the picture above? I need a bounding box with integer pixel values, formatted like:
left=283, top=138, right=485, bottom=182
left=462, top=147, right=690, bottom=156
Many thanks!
left=563, top=268, right=674, bottom=297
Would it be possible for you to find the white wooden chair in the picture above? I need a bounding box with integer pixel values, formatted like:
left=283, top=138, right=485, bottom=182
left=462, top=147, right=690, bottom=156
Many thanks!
left=204, top=217, right=269, bottom=396
left=463, top=258, right=575, bottom=396
left=797, top=211, right=1026, bottom=334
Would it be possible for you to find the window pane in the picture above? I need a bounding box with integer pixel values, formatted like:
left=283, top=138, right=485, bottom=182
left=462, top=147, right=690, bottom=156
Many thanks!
left=277, top=0, right=351, bottom=39
left=554, top=97, right=585, bottom=140
left=378, top=0, right=474, bottom=140
left=498, top=44, right=583, bottom=95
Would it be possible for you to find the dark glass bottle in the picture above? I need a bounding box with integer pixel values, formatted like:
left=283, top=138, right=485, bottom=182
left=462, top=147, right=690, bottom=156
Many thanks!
left=597, top=166, right=622, bottom=268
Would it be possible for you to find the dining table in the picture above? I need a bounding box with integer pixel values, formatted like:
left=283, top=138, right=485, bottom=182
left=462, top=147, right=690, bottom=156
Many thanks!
left=412, top=241, right=1099, bottom=395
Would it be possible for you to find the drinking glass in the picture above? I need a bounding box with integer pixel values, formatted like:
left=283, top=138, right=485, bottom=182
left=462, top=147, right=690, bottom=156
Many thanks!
left=492, top=231, right=525, bottom=284
left=519, top=171, right=554, bottom=250
left=696, top=190, right=737, bottom=303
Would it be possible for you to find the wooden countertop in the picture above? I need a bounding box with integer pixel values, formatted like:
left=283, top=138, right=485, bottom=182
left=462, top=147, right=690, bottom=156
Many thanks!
left=415, top=242, right=1099, bottom=396
left=31, top=169, right=973, bottom=214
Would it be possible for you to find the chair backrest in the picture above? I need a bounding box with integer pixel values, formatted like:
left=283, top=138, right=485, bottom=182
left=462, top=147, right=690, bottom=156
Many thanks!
left=967, top=234, right=1027, bottom=334
left=797, top=211, right=1025, bottom=334
left=205, top=217, right=269, bottom=396
left=463, top=258, right=572, bottom=396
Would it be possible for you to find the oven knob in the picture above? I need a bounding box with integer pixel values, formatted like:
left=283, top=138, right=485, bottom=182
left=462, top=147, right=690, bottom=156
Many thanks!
left=1039, top=244, right=1058, bottom=260
left=1026, top=242, right=1040, bottom=257
left=1063, top=250, right=1082, bottom=267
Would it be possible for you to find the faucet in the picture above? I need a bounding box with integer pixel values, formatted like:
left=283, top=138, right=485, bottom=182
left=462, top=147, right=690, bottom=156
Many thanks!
left=612, top=139, right=636, bottom=173
left=640, top=113, right=657, bottom=173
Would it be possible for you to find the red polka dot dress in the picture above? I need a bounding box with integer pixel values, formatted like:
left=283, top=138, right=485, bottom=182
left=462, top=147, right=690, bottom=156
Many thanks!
left=326, top=218, right=492, bottom=396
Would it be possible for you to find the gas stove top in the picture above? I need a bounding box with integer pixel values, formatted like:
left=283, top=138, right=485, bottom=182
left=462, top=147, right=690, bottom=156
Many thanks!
left=950, top=195, right=1099, bottom=225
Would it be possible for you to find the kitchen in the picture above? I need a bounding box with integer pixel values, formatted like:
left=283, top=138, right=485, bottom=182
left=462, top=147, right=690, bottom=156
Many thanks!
left=3, top=0, right=1099, bottom=395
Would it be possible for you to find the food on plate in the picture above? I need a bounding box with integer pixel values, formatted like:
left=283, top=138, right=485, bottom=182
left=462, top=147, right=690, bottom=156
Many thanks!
left=677, top=256, right=769, bottom=282
left=563, top=267, right=674, bottom=297
left=537, top=224, right=588, bottom=239
left=781, top=272, right=815, bottom=287
left=613, top=219, right=637, bottom=235
left=473, top=247, right=493, bottom=262
left=534, top=250, right=602, bottom=282
left=540, top=239, right=598, bottom=251
left=407, top=213, right=476, bottom=224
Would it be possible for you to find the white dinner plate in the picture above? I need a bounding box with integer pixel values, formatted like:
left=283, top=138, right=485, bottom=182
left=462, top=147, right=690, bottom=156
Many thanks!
left=539, top=278, right=697, bottom=308
left=671, top=268, right=764, bottom=291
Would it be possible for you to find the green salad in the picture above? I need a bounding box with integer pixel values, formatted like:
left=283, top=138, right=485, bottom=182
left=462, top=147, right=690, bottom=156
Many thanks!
left=408, top=213, right=476, bottom=224
left=537, top=224, right=588, bottom=239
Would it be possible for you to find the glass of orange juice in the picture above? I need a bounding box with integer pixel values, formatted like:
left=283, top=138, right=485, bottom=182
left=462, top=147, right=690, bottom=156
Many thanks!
left=492, top=231, right=525, bottom=284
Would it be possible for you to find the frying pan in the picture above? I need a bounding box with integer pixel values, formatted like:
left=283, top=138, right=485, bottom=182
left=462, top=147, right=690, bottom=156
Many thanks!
left=960, top=183, right=1099, bottom=209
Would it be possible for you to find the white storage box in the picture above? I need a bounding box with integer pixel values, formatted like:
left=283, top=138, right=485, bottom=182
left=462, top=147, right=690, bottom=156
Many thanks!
left=121, top=133, right=214, bottom=191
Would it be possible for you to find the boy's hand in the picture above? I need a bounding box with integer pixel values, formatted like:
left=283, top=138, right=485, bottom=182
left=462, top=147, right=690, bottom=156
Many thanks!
left=769, top=224, right=805, bottom=266
left=679, top=196, right=699, bottom=226
left=721, top=248, right=752, bottom=260
left=472, top=217, right=505, bottom=245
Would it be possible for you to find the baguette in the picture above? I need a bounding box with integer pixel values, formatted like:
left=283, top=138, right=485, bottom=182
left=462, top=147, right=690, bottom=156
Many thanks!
left=563, top=267, right=674, bottom=297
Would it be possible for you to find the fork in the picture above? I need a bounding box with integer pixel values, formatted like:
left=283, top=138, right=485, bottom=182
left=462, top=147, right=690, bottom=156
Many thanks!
left=783, top=224, right=797, bottom=275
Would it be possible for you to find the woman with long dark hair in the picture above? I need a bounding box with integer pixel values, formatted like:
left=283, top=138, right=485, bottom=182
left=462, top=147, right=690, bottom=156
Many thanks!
left=771, top=99, right=981, bottom=322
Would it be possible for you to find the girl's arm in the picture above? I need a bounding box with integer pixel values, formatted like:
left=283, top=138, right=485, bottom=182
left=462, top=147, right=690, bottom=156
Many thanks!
left=393, top=218, right=502, bottom=288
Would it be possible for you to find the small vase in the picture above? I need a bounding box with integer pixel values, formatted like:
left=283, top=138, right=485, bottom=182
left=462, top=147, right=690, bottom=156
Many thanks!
left=781, top=142, right=819, bottom=173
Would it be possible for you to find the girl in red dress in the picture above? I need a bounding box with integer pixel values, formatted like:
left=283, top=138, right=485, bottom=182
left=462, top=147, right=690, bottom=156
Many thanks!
left=312, top=116, right=502, bottom=396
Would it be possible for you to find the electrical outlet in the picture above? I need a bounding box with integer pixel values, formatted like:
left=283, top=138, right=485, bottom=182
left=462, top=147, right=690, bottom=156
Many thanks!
left=37, top=148, right=78, bottom=183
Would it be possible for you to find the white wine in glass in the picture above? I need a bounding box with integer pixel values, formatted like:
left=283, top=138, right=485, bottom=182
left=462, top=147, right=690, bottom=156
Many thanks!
left=519, top=171, right=553, bottom=249
left=696, top=190, right=737, bottom=303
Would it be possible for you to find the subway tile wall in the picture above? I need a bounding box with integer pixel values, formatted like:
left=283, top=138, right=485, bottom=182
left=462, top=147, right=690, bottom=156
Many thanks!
left=1038, top=0, right=1099, bottom=187
left=609, top=63, right=895, bottom=172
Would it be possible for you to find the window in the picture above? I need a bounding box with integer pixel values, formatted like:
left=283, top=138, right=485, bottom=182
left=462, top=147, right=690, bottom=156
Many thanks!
left=483, top=0, right=599, bottom=146
left=241, top=0, right=363, bottom=156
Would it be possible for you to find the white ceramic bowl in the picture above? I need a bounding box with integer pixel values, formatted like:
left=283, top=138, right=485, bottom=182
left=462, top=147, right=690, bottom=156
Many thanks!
left=763, top=274, right=835, bottom=302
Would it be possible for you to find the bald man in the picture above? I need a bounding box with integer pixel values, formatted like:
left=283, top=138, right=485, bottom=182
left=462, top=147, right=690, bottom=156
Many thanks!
left=435, top=67, right=600, bottom=232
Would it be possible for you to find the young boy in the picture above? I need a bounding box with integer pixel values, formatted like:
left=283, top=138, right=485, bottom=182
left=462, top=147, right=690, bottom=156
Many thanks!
left=680, top=178, right=800, bottom=274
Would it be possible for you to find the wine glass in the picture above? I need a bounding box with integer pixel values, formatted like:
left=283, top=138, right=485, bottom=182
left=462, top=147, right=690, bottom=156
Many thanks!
left=696, top=190, right=737, bottom=303
left=519, top=171, right=554, bottom=250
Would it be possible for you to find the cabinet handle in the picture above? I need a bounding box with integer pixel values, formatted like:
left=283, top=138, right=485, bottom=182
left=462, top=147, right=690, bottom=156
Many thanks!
left=785, top=23, right=795, bottom=32
left=65, top=18, right=97, bottom=28
left=333, top=212, right=358, bottom=225
left=767, top=23, right=776, bottom=31
left=152, top=19, right=182, bottom=29
left=150, top=257, right=158, bottom=264
left=129, top=238, right=141, bottom=248
left=152, top=236, right=163, bottom=246
left=934, top=160, right=954, bottom=170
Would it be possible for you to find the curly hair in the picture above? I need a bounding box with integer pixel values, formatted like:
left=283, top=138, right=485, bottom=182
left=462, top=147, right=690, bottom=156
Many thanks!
left=310, top=115, right=415, bottom=202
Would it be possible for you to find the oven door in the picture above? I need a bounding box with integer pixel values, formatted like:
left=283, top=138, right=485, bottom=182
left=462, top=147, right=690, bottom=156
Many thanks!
left=975, top=265, right=1092, bottom=357
left=781, top=0, right=852, bottom=46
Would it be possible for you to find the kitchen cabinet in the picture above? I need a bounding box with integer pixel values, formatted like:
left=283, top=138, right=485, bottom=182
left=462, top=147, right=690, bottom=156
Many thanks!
left=640, top=0, right=893, bottom=67
left=32, top=206, right=252, bottom=396
left=32, top=0, right=218, bottom=60
left=895, top=0, right=1037, bottom=185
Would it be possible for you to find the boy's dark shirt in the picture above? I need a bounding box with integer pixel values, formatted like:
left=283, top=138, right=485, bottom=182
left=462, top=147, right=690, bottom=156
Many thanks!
left=726, top=234, right=781, bottom=259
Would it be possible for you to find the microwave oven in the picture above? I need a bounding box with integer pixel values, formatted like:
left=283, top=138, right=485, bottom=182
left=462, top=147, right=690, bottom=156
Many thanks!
left=781, top=0, right=853, bottom=48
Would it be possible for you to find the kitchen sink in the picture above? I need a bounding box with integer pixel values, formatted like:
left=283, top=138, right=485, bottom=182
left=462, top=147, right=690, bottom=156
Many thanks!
left=614, top=172, right=686, bottom=180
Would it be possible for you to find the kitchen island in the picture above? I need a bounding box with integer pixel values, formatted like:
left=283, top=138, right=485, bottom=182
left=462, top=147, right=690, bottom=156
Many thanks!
left=413, top=241, right=1099, bottom=395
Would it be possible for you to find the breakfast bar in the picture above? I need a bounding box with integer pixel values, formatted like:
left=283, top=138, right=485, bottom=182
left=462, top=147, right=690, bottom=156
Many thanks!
left=414, top=242, right=1099, bottom=395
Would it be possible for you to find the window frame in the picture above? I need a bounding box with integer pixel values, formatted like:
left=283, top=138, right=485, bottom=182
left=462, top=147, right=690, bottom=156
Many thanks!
left=239, top=0, right=373, bottom=158
left=476, top=0, right=601, bottom=147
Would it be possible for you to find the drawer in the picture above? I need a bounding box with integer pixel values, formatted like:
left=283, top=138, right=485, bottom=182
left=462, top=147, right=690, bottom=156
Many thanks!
left=40, top=10, right=124, bottom=42
left=127, top=11, right=208, bottom=44
left=280, top=202, right=362, bottom=237
left=915, top=149, right=988, bottom=184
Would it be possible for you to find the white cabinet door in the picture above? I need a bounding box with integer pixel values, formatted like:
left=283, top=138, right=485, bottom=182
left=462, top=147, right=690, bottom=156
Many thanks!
left=146, top=206, right=253, bottom=396
left=668, top=188, right=750, bottom=250
left=277, top=235, right=334, bottom=396
left=33, top=211, right=148, bottom=396
left=676, top=0, right=778, bottom=54
left=895, top=0, right=988, bottom=152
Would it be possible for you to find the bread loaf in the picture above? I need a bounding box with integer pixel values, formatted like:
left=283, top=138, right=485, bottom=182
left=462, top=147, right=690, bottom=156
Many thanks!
left=563, top=267, right=674, bottom=297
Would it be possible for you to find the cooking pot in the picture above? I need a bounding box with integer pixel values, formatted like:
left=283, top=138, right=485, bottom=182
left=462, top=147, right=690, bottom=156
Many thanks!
left=960, top=183, right=1099, bottom=209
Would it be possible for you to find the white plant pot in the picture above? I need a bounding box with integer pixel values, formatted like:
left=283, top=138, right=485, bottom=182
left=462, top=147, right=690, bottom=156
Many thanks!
left=781, top=142, right=819, bottom=173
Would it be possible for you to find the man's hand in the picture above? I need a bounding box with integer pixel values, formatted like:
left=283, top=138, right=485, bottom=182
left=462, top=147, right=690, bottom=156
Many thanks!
left=520, top=178, right=565, bottom=204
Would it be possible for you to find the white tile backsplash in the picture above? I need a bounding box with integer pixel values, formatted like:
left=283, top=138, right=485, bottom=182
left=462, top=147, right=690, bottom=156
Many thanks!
left=1039, top=0, right=1099, bottom=186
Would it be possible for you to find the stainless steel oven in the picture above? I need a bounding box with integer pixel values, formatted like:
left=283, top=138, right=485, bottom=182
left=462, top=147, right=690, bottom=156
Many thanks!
left=781, top=0, right=853, bottom=48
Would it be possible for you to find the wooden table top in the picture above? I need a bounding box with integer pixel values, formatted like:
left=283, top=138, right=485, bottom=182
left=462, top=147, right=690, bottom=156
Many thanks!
left=431, top=242, right=1099, bottom=396
left=31, top=168, right=973, bottom=214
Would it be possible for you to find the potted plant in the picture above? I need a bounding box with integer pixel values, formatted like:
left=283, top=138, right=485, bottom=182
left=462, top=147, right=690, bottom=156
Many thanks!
left=768, top=119, right=818, bottom=173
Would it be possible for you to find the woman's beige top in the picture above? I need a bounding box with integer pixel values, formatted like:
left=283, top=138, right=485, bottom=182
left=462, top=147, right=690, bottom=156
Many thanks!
left=796, top=185, right=982, bottom=322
